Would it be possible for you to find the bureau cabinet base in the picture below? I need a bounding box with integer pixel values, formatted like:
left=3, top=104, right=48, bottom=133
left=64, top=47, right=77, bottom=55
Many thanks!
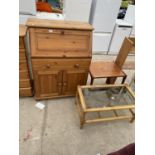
left=32, top=60, right=90, bottom=101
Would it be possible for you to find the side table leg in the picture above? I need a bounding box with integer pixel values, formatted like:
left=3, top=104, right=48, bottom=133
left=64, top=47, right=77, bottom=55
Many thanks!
left=129, top=109, right=135, bottom=123
left=90, top=75, right=94, bottom=85
left=122, top=75, right=127, bottom=84
left=130, top=114, right=135, bottom=123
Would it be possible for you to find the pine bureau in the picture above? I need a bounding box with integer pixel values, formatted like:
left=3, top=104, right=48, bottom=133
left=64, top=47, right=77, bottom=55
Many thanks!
left=26, top=19, right=93, bottom=100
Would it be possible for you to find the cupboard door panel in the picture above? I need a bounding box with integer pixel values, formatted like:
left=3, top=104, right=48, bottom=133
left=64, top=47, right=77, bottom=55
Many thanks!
left=62, top=70, right=88, bottom=95
left=33, top=70, right=62, bottom=99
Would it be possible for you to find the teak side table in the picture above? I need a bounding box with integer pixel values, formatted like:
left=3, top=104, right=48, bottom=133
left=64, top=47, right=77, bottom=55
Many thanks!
left=75, top=84, right=135, bottom=129
left=89, top=61, right=127, bottom=84
left=89, top=37, right=135, bottom=85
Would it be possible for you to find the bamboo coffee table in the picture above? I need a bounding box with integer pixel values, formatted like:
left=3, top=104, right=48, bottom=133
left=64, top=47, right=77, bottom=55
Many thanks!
left=75, top=84, right=135, bottom=129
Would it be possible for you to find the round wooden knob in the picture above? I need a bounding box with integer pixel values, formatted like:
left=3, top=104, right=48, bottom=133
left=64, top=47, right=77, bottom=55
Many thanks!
left=61, top=31, right=64, bottom=35
left=63, top=82, right=67, bottom=86
left=74, top=64, right=80, bottom=68
left=46, top=64, right=50, bottom=68
left=58, top=83, right=62, bottom=86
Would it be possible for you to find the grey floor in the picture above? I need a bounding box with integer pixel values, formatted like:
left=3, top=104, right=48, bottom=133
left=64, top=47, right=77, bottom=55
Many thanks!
left=19, top=54, right=135, bottom=155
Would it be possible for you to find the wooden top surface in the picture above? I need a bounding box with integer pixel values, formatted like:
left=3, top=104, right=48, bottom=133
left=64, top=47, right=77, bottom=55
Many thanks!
left=19, top=25, right=27, bottom=37
left=89, top=61, right=125, bottom=78
left=26, top=18, right=93, bottom=30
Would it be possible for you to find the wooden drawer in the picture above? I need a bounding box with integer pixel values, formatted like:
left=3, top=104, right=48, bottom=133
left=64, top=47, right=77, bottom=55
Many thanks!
left=29, top=28, right=92, bottom=58
left=19, top=79, right=31, bottom=88
left=19, top=60, right=28, bottom=71
left=19, top=87, right=32, bottom=96
left=19, top=70, right=29, bottom=79
left=19, top=50, right=26, bottom=61
left=32, top=59, right=91, bottom=71
left=19, top=49, right=26, bottom=53
left=19, top=37, right=25, bottom=49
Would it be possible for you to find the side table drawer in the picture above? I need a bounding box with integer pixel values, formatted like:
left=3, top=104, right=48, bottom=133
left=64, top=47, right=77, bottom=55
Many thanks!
left=19, top=87, right=32, bottom=96
left=19, top=60, right=27, bottom=71
left=19, top=70, right=29, bottom=79
left=19, top=51, right=26, bottom=61
left=19, top=79, right=31, bottom=88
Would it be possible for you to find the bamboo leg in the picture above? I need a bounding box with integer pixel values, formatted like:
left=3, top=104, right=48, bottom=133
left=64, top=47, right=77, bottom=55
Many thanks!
left=129, top=109, right=135, bottom=123
left=130, top=116, right=135, bottom=123
left=97, top=111, right=101, bottom=118
left=80, top=112, right=85, bottom=129
left=106, top=102, right=118, bottom=117
left=75, top=92, right=85, bottom=128
left=113, top=110, right=118, bottom=116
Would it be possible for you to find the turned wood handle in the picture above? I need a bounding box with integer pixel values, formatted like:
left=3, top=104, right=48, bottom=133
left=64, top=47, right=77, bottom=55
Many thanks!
left=63, top=82, right=67, bottom=86
left=46, top=64, right=51, bottom=68
left=61, top=30, right=65, bottom=35
left=74, top=64, right=80, bottom=68
left=58, top=82, right=62, bottom=86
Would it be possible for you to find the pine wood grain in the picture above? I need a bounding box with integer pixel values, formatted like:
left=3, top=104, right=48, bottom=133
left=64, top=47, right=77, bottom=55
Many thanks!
left=26, top=18, right=93, bottom=30
left=89, top=61, right=125, bottom=78
left=29, top=28, right=92, bottom=58
left=19, top=25, right=27, bottom=37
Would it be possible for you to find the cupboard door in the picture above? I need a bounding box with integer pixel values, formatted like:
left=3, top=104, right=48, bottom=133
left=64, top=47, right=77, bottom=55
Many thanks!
left=34, top=70, right=62, bottom=99
left=62, top=70, right=88, bottom=95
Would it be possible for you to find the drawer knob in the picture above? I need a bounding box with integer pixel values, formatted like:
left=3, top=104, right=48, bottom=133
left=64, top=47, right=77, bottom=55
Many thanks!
left=63, top=82, right=67, bottom=86
left=58, top=82, right=62, bottom=86
left=61, top=31, right=65, bottom=35
left=48, top=29, right=53, bottom=33
left=74, top=64, right=80, bottom=68
left=46, top=64, right=51, bottom=68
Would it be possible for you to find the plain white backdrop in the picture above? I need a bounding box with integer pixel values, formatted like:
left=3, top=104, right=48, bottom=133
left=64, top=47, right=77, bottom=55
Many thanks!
left=0, top=0, right=155, bottom=154
left=0, top=0, right=19, bottom=155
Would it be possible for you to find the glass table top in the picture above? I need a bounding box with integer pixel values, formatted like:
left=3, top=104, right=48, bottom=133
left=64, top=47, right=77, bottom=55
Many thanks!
left=81, top=86, right=135, bottom=109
